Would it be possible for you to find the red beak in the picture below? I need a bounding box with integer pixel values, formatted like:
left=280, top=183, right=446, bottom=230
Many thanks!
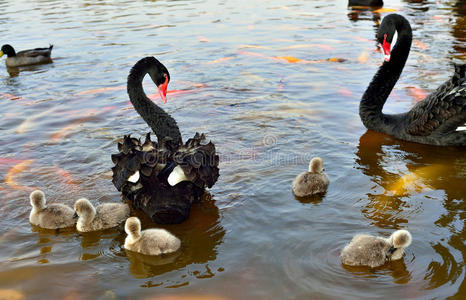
left=157, top=74, right=169, bottom=104
left=382, top=34, right=391, bottom=62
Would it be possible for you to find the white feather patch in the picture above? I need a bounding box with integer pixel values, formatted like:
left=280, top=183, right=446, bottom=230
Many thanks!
left=456, top=126, right=466, bottom=131
left=127, top=171, right=140, bottom=183
left=167, top=166, right=189, bottom=186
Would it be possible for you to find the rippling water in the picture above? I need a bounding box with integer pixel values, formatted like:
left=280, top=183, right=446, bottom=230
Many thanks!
left=0, top=0, right=465, bottom=299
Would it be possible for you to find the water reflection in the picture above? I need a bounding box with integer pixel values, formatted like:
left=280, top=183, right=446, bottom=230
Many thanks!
left=451, top=1, right=466, bottom=59
left=342, top=258, right=411, bottom=284
left=126, top=193, right=225, bottom=279
left=347, top=6, right=381, bottom=27
left=356, top=131, right=466, bottom=201
left=356, top=130, right=465, bottom=295
left=293, top=193, right=324, bottom=205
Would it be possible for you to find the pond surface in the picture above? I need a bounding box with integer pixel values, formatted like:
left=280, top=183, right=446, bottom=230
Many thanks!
left=0, top=0, right=465, bottom=299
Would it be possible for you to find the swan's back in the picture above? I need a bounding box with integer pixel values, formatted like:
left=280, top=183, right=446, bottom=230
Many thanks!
left=126, top=228, right=181, bottom=256
left=292, top=172, right=329, bottom=197
left=30, top=203, right=76, bottom=229
left=406, top=64, right=466, bottom=140
left=341, top=234, right=390, bottom=268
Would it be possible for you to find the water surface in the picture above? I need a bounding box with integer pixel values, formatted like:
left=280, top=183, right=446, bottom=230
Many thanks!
left=0, top=0, right=465, bottom=299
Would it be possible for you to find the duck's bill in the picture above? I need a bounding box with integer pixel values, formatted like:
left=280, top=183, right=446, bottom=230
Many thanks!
left=0, top=50, right=3, bottom=58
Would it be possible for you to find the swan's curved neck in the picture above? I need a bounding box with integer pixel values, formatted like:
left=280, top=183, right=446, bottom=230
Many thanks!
left=127, top=61, right=182, bottom=145
left=360, top=15, right=412, bottom=132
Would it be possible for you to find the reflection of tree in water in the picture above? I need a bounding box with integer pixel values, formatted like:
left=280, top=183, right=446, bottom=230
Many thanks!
left=125, top=192, right=225, bottom=279
left=356, top=130, right=466, bottom=297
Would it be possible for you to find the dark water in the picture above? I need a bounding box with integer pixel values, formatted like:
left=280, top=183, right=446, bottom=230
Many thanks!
left=0, top=0, right=465, bottom=299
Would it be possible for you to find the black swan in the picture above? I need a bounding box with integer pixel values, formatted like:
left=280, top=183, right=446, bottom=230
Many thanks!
left=348, top=0, right=383, bottom=7
left=1, top=44, right=53, bottom=67
left=111, top=57, right=219, bottom=224
left=359, top=14, right=466, bottom=146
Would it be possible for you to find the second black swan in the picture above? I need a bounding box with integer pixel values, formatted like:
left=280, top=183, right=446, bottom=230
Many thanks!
left=359, top=14, right=466, bottom=146
left=111, top=57, right=219, bottom=224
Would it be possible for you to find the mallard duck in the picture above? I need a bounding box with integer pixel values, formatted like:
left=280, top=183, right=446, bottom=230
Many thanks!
left=124, top=216, right=181, bottom=255
left=29, top=190, right=76, bottom=229
left=292, top=157, right=329, bottom=197
left=1, top=44, right=53, bottom=67
left=73, top=198, right=130, bottom=232
left=341, top=229, right=412, bottom=268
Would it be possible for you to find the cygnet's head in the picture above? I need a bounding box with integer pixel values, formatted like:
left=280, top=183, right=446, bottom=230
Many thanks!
left=125, top=217, right=141, bottom=237
left=390, top=230, right=412, bottom=248
left=388, top=229, right=412, bottom=256
left=30, top=190, right=46, bottom=209
left=309, top=157, right=324, bottom=173
left=73, top=198, right=96, bottom=220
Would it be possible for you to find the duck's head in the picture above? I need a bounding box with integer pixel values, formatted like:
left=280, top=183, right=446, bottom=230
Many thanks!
left=125, top=217, right=141, bottom=237
left=1, top=44, right=16, bottom=57
left=73, top=198, right=96, bottom=221
left=30, top=190, right=46, bottom=209
left=147, top=57, right=170, bottom=104
left=309, top=157, right=324, bottom=173
left=388, top=229, right=412, bottom=254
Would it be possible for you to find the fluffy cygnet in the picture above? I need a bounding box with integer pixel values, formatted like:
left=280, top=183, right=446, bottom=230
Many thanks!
left=341, top=230, right=412, bottom=268
left=124, top=217, right=181, bottom=256
left=292, top=157, right=329, bottom=197
left=29, top=190, right=76, bottom=229
left=74, top=198, right=130, bottom=232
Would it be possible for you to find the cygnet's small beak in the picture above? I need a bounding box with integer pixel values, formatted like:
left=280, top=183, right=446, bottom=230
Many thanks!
left=388, top=245, right=397, bottom=254
left=73, top=212, right=79, bottom=219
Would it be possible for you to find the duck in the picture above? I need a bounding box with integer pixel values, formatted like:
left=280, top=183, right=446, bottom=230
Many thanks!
left=73, top=198, right=130, bottom=232
left=359, top=14, right=466, bottom=146
left=124, top=217, right=181, bottom=256
left=348, top=0, right=383, bottom=6
left=29, top=190, right=76, bottom=229
left=292, top=157, right=329, bottom=197
left=111, top=57, right=219, bottom=224
left=1, top=44, right=53, bottom=68
left=341, top=229, right=412, bottom=268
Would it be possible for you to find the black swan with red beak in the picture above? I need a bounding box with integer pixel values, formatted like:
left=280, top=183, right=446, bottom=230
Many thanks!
left=112, top=57, right=219, bottom=224
left=359, top=14, right=466, bottom=146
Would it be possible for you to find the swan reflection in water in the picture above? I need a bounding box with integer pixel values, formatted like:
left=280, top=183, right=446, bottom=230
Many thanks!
left=124, top=192, right=225, bottom=279
left=355, top=130, right=466, bottom=291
